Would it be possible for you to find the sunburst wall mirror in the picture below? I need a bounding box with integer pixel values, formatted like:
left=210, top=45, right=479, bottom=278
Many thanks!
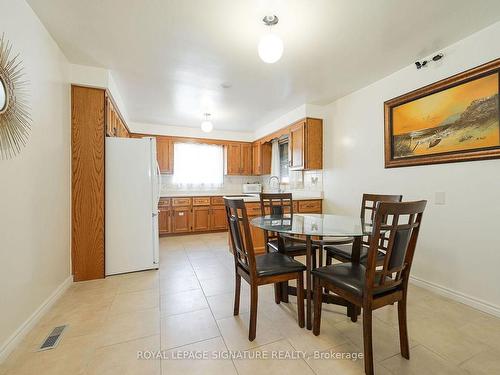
left=0, top=33, right=31, bottom=159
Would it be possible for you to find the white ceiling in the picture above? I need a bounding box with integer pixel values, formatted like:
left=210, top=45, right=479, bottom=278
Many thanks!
left=27, top=0, right=500, bottom=131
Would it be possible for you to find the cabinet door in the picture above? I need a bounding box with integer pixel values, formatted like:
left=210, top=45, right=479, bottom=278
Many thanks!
left=159, top=208, right=171, bottom=235
left=226, top=144, right=241, bottom=175
left=172, top=207, right=191, bottom=233
left=249, top=217, right=266, bottom=254
left=105, top=97, right=114, bottom=136
left=192, top=206, right=210, bottom=232
left=252, top=143, right=261, bottom=175
left=241, top=143, right=252, bottom=175
left=157, top=138, right=173, bottom=174
left=289, top=122, right=305, bottom=170
left=210, top=206, right=227, bottom=230
left=298, top=200, right=322, bottom=213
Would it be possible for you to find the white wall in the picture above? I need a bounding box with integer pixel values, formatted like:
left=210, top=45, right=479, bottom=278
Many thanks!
left=70, top=64, right=129, bottom=123
left=323, top=21, right=500, bottom=315
left=131, top=121, right=254, bottom=142
left=0, top=0, right=71, bottom=359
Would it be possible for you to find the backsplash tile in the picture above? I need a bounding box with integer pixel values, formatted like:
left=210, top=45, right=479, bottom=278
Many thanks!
left=160, top=174, right=262, bottom=195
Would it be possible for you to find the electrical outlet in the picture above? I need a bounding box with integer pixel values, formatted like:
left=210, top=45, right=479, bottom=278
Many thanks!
left=435, top=192, right=446, bottom=205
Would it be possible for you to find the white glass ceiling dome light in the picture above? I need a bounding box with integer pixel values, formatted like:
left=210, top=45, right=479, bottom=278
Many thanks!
left=201, top=113, right=213, bottom=133
left=258, top=15, right=283, bottom=64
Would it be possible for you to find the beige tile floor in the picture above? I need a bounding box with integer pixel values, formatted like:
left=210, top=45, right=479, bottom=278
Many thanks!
left=1, top=232, right=500, bottom=374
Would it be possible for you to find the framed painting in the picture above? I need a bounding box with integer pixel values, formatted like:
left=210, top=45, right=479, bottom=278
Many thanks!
left=384, top=59, right=500, bottom=168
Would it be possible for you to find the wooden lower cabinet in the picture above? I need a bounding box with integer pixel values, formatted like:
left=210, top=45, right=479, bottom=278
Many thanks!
left=248, top=215, right=266, bottom=254
left=210, top=205, right=228, bottom=230
left=193, top=206, right=210, bottom=232
left=159, top=196, right=229, bottom=235
left=245, top=199, right=323, bottom=255
left=172, top=207, right=191, bottom=233
left=159, top=208, right=171, bottom=235
left=160, top=197, right=322, bottom=246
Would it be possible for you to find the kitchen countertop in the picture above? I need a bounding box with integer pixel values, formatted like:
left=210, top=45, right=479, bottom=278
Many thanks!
left=160, top=191, right=323, bottom=201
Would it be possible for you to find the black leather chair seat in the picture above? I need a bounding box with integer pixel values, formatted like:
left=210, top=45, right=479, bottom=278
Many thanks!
left=312, top=263, right=396, bottom=296
left=324, top=244, right=385, bottom=264
left=268, top=238, right=319, bottom=255
left=256, top=253, right=306, bottom=277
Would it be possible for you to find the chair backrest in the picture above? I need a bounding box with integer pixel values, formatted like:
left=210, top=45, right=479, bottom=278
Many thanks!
left=259, top=193, right=293, bottom=249
left=260, top=193, right=293, bottom=216
left=364, top=200, right=427, bottom=296
left=224, top=198, right=257, bottom=278
left=360, top=193, right=403, bottom=222
left=360, top=194, right=403, bottom=248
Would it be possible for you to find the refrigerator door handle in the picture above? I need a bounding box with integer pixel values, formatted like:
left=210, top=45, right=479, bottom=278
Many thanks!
left=156, top=160, right=162, bottom=205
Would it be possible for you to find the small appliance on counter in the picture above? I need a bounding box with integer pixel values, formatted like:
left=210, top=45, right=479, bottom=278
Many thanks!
left=242, top=183, right=262, bottom=194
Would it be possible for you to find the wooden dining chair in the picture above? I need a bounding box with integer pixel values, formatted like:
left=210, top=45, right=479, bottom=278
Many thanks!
left=224, top=198, right=306, bottom=341
left=259, top=193, right=316, bottom=258
left=312, top=200, right=427, bottom=375
left=324, top=193, right=403, bottom=266
left=260, top=193, right=319, bottom=303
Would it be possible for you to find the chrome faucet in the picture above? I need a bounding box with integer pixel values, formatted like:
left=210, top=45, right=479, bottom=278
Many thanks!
left=269, top=175, right=281, bottom=192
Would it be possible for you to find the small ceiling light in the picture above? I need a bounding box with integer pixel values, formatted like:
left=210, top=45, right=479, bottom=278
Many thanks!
left=201, top=113, right=213, bottom=133
left=258, top=15, right=283, bottom=64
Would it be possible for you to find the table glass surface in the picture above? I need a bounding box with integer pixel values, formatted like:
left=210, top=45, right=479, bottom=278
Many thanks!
left=250, top=214, right=369, bottom=237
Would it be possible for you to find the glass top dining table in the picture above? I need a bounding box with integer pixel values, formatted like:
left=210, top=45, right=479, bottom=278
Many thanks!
left=250, top=213, right=370, bottom=330
left=250, top=213, right=370, bottom=237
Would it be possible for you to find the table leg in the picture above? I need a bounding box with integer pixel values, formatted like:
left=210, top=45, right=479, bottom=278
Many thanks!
left=306, top=235, right=312, bottom=330
left=349, top=236, right=363, bottom=322
left=277, top=234, right=289, bottom=303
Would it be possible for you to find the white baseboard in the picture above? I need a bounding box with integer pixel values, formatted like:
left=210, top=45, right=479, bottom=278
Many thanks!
left=0, top=275, right=73, bottom=363
left=410, top=275, right=500, bottom=318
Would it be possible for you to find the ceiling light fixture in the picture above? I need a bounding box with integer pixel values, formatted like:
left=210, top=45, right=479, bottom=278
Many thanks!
left=258, top=15, right=283, bottom=64
left=201, top=113, right=213, bottom=133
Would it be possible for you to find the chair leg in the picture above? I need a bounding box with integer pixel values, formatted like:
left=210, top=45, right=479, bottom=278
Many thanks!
left=313, top=277, right=322, bottom=336
left=325, top=253, right=332, bottom=266
left=362, top=307, right=374, bottom=375
left=296, top=272, right=305, bottom=328
left=324, top=254, right=331, bottom=294
left=249, top=285, right=258, bottom=341
left=281, top=281, right=289, bottom=303
left=274, top=283, right=281, bottom=304
left=233, top=273, right=241, bottom=316
left=398, top=296, right=410, bottom=359
left=350, top=304, right=359, bottom=322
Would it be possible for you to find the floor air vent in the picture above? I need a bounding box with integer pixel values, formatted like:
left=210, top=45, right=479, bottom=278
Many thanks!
left=38, top=325, right=67, bottom=351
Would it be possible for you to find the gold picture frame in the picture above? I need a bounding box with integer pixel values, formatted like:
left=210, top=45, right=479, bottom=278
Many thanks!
left=0, top=33, right=31, bottom=159
left=384, top=59, right=500, bottom=168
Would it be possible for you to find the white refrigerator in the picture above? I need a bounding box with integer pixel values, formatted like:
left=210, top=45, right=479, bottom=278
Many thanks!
left=105, top=137, right=160, bottom=276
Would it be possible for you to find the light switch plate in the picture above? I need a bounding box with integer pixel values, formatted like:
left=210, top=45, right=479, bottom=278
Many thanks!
left=435, top=192, right=446, bottom=205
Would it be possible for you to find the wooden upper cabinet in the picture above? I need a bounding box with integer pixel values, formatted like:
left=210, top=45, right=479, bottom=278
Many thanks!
left=105, top=94, right=129, bottom=138
left=252, top=142, right=272, bottom=175
left=289, top=118, right=323, bottom=170
left=289, top=121, right=305, bottom=170
left=156, top=137, right=173, bottom=174
left=225, top=143, right=252, bottom=175
left=226, top=144, right=241, bottom=175
left=241, top=143, right=252, bottom=175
